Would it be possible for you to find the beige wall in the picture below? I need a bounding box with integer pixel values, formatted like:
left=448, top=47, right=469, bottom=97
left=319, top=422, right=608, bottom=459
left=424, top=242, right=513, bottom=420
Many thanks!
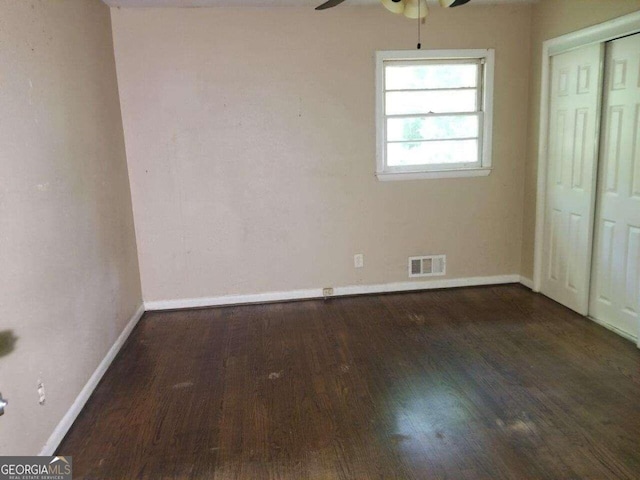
left=112, top=4, right=532, bottom=302
left=0, top=0, right=141, bottom=455
left=521, top=0, right=640, bottom=280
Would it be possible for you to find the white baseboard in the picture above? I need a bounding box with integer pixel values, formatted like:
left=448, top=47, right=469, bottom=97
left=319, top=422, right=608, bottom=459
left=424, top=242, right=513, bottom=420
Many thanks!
left=519, top=276, right=534, bottom=290
left=39, top=303, right=145, bottom=456
left=144, top=274, right=522, bottom=311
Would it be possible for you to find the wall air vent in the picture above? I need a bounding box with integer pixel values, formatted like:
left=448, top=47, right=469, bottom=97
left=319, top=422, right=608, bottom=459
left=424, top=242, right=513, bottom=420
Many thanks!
left=409, top=255, right=446, bottom=278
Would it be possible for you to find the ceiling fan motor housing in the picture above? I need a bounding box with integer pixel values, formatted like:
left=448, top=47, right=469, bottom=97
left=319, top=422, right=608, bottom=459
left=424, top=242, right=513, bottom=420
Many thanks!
left=381, top=0, right=405, bottom=14
left=381, top=0, right=428, bottom=18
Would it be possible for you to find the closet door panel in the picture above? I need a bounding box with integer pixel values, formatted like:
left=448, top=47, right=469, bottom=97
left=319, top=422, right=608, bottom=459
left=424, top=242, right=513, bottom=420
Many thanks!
left=541, top=44, right=603, bottom=314
left=590, top=34, right=640, bottom=341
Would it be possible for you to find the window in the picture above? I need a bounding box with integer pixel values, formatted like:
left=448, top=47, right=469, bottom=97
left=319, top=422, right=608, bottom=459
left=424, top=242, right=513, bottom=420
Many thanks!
left=375, top=49, right=494, bottom=180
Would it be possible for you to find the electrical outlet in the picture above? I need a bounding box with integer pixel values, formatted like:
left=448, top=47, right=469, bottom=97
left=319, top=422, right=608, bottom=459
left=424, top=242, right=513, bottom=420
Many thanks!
left=323, top=287, right=334, bottom=297
left=37, top=381, right=45, bottom=406
left=354, top=254, right=364, bottom=269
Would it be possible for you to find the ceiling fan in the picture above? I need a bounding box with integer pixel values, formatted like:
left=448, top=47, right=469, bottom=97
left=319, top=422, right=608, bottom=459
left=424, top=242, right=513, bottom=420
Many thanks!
left=315, top=0, right=471, bottom=19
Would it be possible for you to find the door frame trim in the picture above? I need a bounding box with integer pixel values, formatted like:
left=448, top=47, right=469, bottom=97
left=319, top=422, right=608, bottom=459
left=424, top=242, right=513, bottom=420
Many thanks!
left=533, top=11, right=640, bottom=304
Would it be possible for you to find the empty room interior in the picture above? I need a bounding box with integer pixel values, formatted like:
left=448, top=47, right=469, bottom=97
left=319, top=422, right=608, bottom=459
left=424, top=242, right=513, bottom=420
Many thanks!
left=2, top=0, right=640, bottom=478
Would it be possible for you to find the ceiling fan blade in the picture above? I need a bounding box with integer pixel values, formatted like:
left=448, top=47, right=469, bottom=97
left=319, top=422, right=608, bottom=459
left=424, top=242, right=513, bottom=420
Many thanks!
left=315, top=0, right=348, bottom=10
left=440, top=0, right=471, bottom=6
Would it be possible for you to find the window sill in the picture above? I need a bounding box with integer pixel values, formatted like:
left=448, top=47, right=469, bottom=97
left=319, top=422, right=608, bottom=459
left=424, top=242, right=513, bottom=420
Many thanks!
left=376, top=168, right=492, bottom=181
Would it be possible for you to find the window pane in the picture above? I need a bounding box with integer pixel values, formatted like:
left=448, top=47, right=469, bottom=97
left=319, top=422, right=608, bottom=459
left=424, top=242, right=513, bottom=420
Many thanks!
left=385, top=63, right=478, bottom=90
left=387, top=115, right=478, bottom=142
left=386, top=90, right=477, bottom=115
left=387, top=139, right=478, bottom=167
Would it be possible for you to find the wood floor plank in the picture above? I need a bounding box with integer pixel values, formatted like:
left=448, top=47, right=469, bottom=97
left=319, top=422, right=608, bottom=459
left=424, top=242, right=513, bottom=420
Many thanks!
left=58, top=285, right=640, bottom=479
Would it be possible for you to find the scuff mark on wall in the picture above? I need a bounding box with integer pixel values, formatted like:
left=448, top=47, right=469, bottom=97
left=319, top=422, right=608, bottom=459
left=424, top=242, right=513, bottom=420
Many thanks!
left=0, top=331, right=18, bottom=358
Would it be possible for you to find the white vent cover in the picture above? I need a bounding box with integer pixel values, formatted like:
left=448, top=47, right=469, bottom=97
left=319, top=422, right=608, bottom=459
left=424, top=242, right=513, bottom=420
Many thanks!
left=409, top=255, right=446, bottom=278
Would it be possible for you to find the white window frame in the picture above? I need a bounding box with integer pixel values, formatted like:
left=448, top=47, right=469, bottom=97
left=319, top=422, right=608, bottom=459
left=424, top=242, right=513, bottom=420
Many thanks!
left=375, top=49, right=495, bottom=181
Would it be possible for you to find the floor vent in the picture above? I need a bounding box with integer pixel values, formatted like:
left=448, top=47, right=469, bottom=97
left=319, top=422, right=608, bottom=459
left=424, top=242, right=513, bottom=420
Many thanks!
left=409, top=255, right=446, bottom=278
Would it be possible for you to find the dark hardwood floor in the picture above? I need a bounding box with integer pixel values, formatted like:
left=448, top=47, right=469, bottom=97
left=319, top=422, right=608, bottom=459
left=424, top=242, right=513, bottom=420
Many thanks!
left=58, top=285, right=640, bottom=479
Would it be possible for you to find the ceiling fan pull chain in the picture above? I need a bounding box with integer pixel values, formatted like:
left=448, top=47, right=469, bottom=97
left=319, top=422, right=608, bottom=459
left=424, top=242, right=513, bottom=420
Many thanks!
left=418, top=0, right=422, bottom=50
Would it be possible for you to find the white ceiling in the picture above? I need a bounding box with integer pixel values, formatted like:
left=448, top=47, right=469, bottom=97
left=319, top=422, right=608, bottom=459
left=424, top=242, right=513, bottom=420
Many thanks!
left=102, top=0, right=534, bottom=8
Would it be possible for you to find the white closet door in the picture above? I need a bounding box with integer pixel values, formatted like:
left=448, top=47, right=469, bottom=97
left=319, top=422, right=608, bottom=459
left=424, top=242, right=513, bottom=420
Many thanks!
left=590, top=34, right=640, bottom=341
left=541, top=44, right=604, bottom=315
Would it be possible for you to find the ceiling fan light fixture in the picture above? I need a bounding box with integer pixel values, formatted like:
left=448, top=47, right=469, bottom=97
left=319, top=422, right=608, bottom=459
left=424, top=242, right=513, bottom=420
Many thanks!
left=380, top=0, right=405, bottom=15
left=403, top=0, right=428, bottom=19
